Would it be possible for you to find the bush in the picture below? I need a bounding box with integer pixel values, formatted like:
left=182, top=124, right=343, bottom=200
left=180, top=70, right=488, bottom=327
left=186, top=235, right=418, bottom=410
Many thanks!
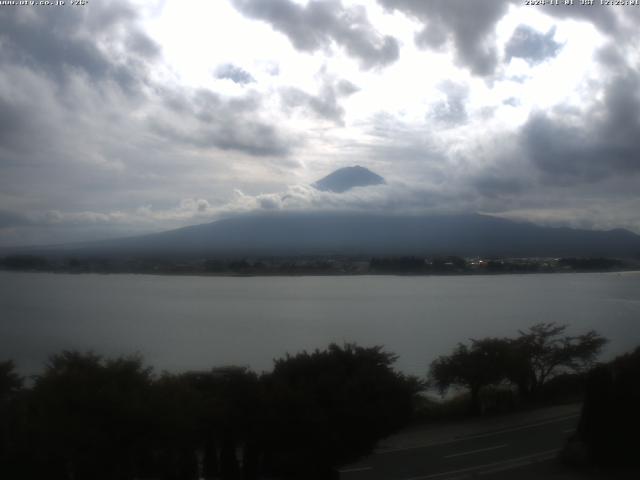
left=568, top=347, right=640, bottom=467
left=537, top=373, right=586, bottom=405
left=262, top=343, right=423, bottom=478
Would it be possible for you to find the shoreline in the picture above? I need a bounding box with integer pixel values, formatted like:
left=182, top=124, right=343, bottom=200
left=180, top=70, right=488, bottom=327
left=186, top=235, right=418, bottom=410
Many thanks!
left=2, top=268, right=639, bottom=278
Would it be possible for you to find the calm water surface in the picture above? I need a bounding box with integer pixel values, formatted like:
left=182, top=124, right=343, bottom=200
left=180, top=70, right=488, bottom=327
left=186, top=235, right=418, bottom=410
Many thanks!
left=1, top=271, right=639, bottom=376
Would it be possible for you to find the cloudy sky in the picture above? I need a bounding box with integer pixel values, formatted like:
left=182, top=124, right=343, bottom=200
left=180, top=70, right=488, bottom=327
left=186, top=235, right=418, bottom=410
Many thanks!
left=1, top=0, right=639, bottom=246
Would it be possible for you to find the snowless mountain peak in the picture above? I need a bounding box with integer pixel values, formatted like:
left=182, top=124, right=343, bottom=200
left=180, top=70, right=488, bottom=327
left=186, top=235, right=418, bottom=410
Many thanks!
left=312, top=166, right=385, bottom=193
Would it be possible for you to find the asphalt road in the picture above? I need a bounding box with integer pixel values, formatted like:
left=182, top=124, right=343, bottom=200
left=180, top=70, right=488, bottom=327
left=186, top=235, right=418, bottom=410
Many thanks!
left=339, top=413, right=579, bottom=480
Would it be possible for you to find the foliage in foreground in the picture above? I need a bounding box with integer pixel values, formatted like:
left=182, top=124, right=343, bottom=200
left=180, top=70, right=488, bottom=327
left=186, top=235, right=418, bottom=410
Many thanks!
left=565, top=346, right=640, bottom=468
left=0, top=344, right=421, bottom=480
left=0, top=324, right=619, bottom=478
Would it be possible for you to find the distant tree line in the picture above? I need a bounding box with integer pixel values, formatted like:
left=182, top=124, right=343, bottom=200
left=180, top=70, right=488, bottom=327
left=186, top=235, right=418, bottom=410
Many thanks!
left=1, top=255, right=51, bottom=271
left=2, top=254, right=634, bottom=276
left=557, top=257, right=622, bottom=271
left=0, top=344, right=421, bottom=480
left=370, top=256, right=467, bottom=273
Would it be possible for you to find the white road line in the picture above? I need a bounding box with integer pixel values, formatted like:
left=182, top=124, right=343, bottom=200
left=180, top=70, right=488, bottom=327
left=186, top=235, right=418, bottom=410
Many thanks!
left=443, top=443, right=508, bottom=459
left=378, top=414, right=579, bottom=454
left=339, top=466, right=372, bottom=473
left=402, top=448, right=560, bottom=480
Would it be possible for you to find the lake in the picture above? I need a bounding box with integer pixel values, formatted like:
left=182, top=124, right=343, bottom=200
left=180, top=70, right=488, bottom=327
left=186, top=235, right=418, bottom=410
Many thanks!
left=1, top=271, right=639, bottom=377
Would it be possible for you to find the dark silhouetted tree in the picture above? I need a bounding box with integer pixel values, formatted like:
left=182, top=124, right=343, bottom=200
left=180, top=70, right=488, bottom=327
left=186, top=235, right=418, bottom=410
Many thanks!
left=568, top=346, right=640, bottom=467
left=262, top=343, right=422, bottom=479
left=29, top=351, right=154, bottom=480
left=429, top=338, right=511, bottom=415
left=160, top=366, right=262, bottom=480
left=509, top=323, right=607, bottom=399
left=149, top=372, right=203, bottom=480
left=0, top=361, right=24, bottom=475
left=0, top=361, right=22, bottom=399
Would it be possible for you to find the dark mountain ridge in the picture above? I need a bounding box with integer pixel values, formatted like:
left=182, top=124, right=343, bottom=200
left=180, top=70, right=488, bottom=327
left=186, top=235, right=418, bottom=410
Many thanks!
left=9, top=212, right=640, bottom=260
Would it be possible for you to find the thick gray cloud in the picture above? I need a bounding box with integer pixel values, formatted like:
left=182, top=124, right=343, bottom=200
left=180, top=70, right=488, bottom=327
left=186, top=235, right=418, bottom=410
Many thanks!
left=379, top=0, right=512, bottom=76
left=361, top=113, right=453, bottom=185
left=540, top=3, right=619, bottom=36
left=2, top=0, right=640, bottom=247
left=505, top=25, right=562, bottom=64
left=231, top=0, right=400, bottom=69
left=379, top=0, right=629, bottom=75
left=0, top=1, right=294, bottom=164
left=429, top=81, right=468, bottom=125
left=0, top=2, right=163, bottom=189
left=215, top=63, right=256, bottom=84
left=472, top=172, right=530, bottom=199
left=596, top=44, right=625, bottom=70
left=352, top=104, right=640, bottom=232
left=280, top=78, right=359, bottom=125
left=0, top=0, right=303, bottom=247
left=152, top=89, right=293, bottom=157
left=0, top=2, right=159, bottom=93
left=0, top=1, right=160, bottom=204
left=522, top=71, right=640, bottom=183
left=0, top=96, right=33, bottom=157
